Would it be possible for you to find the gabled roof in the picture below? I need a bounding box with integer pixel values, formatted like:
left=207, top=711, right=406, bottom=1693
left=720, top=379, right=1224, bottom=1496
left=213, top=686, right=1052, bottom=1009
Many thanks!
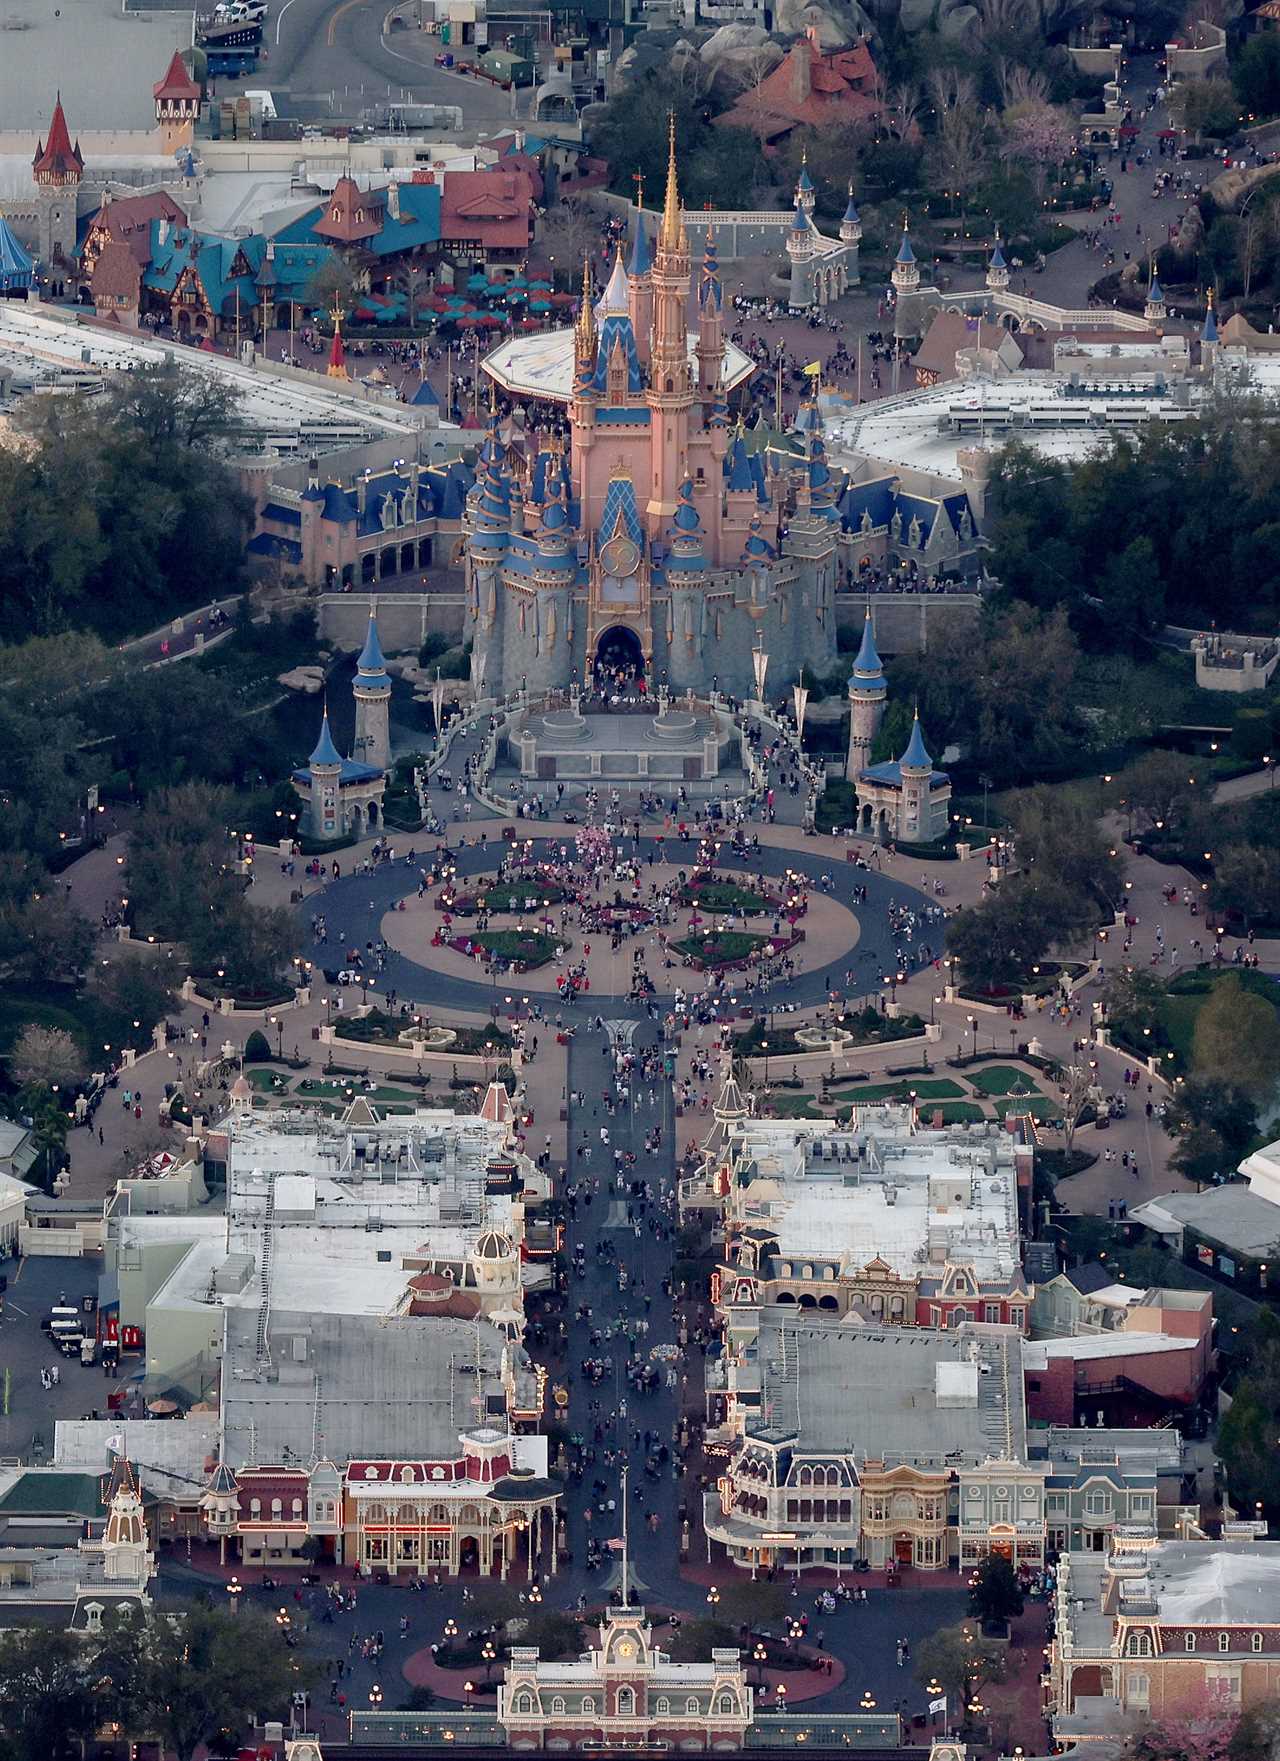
left=439, top=168, right=535, bottom=249
left=716, top=35, right=880, bottom=137
left=83, top=191, right=188, bottom=267
left=312, top=174, right=384, bottom=244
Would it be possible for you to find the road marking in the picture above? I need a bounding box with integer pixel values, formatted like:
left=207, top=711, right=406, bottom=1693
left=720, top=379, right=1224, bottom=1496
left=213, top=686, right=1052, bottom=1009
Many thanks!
left=325, top=0, right=367, bottom=48
left=275, top=0, right=296, bottom=44
left=10, top=1263, right=23, bottom=1286
left=6, top=1304, right=26, bottom=1318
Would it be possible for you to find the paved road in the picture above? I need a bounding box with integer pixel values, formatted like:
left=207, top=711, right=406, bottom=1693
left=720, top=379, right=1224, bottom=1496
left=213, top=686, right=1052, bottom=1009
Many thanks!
left=297, top=835, right=939, bottom=1016
left=219, top=0, right=521, bottom=126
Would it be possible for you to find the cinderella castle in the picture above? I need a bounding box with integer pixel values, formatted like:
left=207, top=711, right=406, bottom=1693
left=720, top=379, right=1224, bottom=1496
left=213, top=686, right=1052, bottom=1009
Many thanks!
left=463, top=123, right=843, bottom=700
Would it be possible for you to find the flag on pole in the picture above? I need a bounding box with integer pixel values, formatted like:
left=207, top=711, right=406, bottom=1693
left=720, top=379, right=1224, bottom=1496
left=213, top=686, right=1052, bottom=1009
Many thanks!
left=929, top=1697, right=948, bottom=1716
left=605, top=1537, right=625, bottom=1552
left=802, top=361, right=822, bottom=375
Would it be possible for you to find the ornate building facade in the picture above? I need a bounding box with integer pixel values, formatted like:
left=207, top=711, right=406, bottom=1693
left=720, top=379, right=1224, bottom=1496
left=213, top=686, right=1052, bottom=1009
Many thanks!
left=465, top=126, right=841, bottom=699
left=500, top=1598, right=752, bottom=1751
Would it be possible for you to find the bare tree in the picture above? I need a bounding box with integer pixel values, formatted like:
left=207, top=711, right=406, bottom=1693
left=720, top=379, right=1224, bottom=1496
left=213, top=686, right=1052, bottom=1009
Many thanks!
left=886, top=80, right=925, bottom=141
left=11, top=1025, right=85, bottom=1092
left=1059, top=1062, right=1097, bottom=1156
left=538, top=198, right=601, bottom=289
left=1238, top=196, right=1278, bottom=299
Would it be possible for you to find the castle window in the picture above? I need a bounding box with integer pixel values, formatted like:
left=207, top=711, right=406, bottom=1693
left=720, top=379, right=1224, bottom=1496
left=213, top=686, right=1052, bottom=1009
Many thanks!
left=617, top=1688, right=635, bottom=1716
left=513, top=1692, right=535, bottom=1713
left=1185, top=1634, right=1197, bottom=1652
left=1252, top=1633, right=1264, bottom=1652
left=550, top=1697, right=566, bottom=1715
left=686, top=1698, right=699, bottom=1715
left=656, top=1698, right=670, bottom=1716
left=1127, top=1632, right=1152, bottom=1658
left=582, top=1698, right=595, bottom=1715
left=1219, top=1633, right=1231, bottom=1652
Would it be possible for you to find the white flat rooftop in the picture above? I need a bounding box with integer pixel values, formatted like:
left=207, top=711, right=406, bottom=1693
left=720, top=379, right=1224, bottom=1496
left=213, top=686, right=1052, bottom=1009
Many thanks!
left=828, top=377, right=1204, bottom=482
left=0, top=0, right=194, bottom=132
left=483, top=327, right=755, bottom=405
left=0, top=305, right=432, bottom=450
left=729, top=1110, right=1021, bottom=1281
left=1022, top=1331, right=1191, bottom=1366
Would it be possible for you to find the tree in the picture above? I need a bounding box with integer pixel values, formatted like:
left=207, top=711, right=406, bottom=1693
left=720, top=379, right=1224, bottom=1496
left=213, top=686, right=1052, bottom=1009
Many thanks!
left=539, top=199, right=604, bottom=290
left=1233, top=34, right=1280, bottom=120
left=90, top=949, right=174, bottom=1040
left=1118, top=749, right=1210, bottom=836
left=1192, top=975, right=1280, bottom=1098
left=1059, top=1061, right=1096, bottom=1156
left=304, top=254, right=362, bottom=320
left=914, top=1623, right=1007, bottom=1711
left=1169, top=76, right=1241, bottom=142
left=1000, top=99, right=1076, bottom=198
left=9, top=1024, right=85, bottom=1091
left=1004, top=784, right=1126, bottom=915
left=107, top=359, right=242, bottom=454
left=1166, top=1076, right=1259, bottom=1184
left=667, top=1619, right=739, bottom=1663
left=1216, top=1312, right=1280, bottom=1519
left=125, top=1604, right=314, bottom=1761
left=0, top=1626, right=101, bottom=1760
left=969, top=1553, right=1024, bottom=1624
left=1133, top=1714, right=1239, bottom=1761
left=945, top=885, right=1052, bottom=991
left=1212, top=843, right=1280, bottom=930
left=1102, top=967, right=1167, bottom=1051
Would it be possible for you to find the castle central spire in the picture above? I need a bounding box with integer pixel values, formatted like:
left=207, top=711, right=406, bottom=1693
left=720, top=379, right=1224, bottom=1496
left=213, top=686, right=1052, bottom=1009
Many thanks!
left=659, top=112, right=684, bottom=254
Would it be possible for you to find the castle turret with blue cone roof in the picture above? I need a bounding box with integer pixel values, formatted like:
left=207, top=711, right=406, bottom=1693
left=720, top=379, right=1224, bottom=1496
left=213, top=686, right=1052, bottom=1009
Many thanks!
left=291, top=683, right=387, bottom=843
left=353, top=603, right=392, bottom=772
left=851, top=687, right=951, bottom=846
left=845, top=608, right=887, bottom=782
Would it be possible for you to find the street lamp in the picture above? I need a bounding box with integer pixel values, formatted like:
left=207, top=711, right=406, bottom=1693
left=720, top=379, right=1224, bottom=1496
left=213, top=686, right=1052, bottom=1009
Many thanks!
left=776, top=1683, right=788, bottom=1712
left=443, top=1617, right=458, bottom=1643
left=860, top=1690, right=877, bottom=1713
left=707, top=1585, right=721, bottom=1607
left=482, top=1639, right=497, bottom=1681
left=967, top=1013, right=978, bottom=1057
left=369, top=1685, right=384, bottom=1710
left=464, top=1681, right=476, bottom=1707
left=227, top=1576, right=242, bottom=1615
left=753, top=1642, right=768, bottom=1687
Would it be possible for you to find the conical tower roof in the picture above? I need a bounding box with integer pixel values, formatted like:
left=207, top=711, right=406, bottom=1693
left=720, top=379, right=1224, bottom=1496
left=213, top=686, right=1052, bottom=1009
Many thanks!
left=356, top=609, right=390, bottom=686
left=309, top=707, right=342, bottom=769
left=899, top=709, right=933, bottom=771
left=1202, top=291, right=1218, bottom=343
left=896, top=225, right=915, bottom=266
left=32, top=93, right=83, bottom=182
left=842, top=185, right=860, bottom=225
left=595, top=246, right=630, bottom=318
left=849, top=609, right=884, bottom=684
left=628, top=214, right=651, bottom=278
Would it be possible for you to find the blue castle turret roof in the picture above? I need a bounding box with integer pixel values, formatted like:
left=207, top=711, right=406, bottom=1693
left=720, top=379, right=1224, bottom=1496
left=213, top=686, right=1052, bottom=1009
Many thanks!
left=899, top=711, right=932, bottom=771
left=849, top=611, right=884, bottom=688
left=356, top=611, right=390, bottom=688
left=309, top=708, right=342, bottom=769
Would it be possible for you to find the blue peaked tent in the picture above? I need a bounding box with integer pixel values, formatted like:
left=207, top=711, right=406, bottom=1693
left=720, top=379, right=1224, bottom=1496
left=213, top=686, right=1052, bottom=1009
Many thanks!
left=0, top=216, right=33, bottom=294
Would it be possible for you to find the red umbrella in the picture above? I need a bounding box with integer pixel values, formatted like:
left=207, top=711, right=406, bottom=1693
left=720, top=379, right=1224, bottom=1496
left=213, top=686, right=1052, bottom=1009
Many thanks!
left=550, top=291, right=575, bottom=305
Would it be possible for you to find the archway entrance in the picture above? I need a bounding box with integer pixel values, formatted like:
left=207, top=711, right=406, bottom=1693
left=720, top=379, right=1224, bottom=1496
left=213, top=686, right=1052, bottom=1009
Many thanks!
left=594, top=625, right=644, bottom=691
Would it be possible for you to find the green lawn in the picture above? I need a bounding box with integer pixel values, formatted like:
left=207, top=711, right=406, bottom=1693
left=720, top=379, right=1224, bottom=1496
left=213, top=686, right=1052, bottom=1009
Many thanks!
left=474, top=882, right=569, bottom=912
left=1158, top=965, right=1280, bottom=1068
left=994, top=1095, right=1059, bottom=1119
left=465, top=930, right=557, bottom=968
left=932, top=1101, right=987, bottom=1125
left=966, top=1064, right=1042, bottom=1097
left=831, top=1078, right=966, bottom=1104
left=761, top=1092, right=823, bottom=1119
left=295, top=1078, right=421, bottom=1106
left=248, top=1067, right=290, bottom=1092
left=672, top=931, right=773, bottom=965
left=679, top=882, right=777, bottom=916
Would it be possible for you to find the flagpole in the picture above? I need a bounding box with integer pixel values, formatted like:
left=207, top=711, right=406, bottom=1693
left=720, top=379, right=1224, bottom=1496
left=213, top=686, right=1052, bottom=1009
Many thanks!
left=857, top=334, right=863, bottom=405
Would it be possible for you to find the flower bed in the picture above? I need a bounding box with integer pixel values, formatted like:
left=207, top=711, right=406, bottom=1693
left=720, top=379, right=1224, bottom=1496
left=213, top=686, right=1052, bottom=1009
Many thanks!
left=437, top=880, right=570, bottom=915
left=677, top=879, right=781, bottom=916
left=447, top=930, right=558, bottom=971
left=670, top=928, right=804, bottom=973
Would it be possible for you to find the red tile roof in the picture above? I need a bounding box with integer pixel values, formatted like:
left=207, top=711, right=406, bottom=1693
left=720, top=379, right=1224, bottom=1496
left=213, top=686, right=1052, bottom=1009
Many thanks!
left=717, top=32, right=880, bottom=138
left=86, top=191, right=188, bottom=266
left=312, top=174, right=384, bottom=244
left=90, top=239, right=143, bottom=301
left=439, top=168, right=535, bottom=249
